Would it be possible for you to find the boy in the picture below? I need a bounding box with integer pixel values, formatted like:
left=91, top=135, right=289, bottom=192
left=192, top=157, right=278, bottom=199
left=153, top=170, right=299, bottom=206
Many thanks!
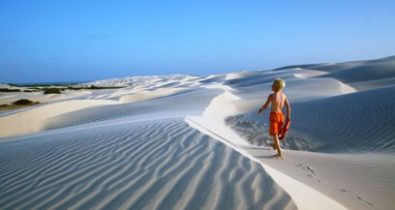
left=257, top=78, right=291, bottom=159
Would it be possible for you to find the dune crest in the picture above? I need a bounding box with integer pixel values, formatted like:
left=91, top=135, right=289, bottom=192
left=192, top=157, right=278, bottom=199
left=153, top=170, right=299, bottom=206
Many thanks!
left=1, top=55, right=395, bottom=209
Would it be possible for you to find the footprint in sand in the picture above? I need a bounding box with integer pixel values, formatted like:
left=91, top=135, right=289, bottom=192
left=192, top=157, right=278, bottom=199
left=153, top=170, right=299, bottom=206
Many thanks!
left=339, top=188, right=374, bottom=207
left=273, top=155, right=285, bottom=160
left=295, top=163, right=322, bottom=183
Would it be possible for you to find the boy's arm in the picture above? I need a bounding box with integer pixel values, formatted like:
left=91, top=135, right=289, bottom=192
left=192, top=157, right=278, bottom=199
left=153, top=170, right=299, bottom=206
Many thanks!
left=258, top=95, right=271, bottom=114
left=284, top=96, right=291, bottom=121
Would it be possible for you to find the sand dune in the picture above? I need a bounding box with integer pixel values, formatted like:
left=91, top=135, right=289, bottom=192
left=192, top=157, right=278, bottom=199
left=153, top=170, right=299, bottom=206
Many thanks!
left=320, top=58, right=395, bottom=88
left=0, top=99, right=117, bottom=138
left=189, top=86, right=395, bottom=210
left=83, top=74, right=202, bottom=89
left=226, top=85, right=395, bottom=153
left=0, top=77, right=209, bottom=138
left=42, top=88, right=221, bottom=132
left=118, top=87, right=186, bottom=103
left=1, top=55, right=395, bottom=210
left=290, top=85, right=395, bottom=153
left=187, top=56, right=395, bottom=209
left=0, top=119, right=296, bottom=210
left=274, top=55, right=395, bottom=91
left=224, top=69, right=355, bottom=103
left=0, top=89, right=92, bottom=105
left=243, top=149, right=395, bottom=210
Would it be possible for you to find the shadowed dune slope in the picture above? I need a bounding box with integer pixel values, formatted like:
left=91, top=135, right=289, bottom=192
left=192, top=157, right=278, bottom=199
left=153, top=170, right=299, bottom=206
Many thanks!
left=226, top=85, right=395, bottom=153
left=319, top=58, right=395, bottom=84
left=291, top=85, right=395, bottom=153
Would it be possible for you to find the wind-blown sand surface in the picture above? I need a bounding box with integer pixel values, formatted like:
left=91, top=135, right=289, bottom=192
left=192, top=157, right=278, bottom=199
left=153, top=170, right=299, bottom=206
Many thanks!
left=0, top=119, right=296, bottom=210
left=1, top=56, right=395, bottom=210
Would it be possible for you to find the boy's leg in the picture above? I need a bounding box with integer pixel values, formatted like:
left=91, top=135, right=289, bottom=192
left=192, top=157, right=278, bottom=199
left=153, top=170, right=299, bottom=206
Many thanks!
left=273, top=134, right=283, bottom=158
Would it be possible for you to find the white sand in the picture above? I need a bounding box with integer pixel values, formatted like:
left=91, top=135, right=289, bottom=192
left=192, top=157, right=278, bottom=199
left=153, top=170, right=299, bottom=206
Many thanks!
left=0, top=89, right=91, bottom=105
left=186, top=56, right=395, bottom=209
left=0, top=99, right=118, bottom=138
left=0, top=119, right=296, bottom=209
left=118, top=87, right=186, bottom=103
left=0, top=85, right=193, bottom=138
left=1, top=55, right=394, bottom=209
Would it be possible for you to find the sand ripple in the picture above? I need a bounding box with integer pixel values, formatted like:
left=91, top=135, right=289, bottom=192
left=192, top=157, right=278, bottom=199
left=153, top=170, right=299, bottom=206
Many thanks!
left=0, top=118, right=296, bottom=210
left=291, top=85, right=395, bottom=153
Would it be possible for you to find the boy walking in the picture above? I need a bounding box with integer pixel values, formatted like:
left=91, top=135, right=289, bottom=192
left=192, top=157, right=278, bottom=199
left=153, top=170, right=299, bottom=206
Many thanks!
left=257, top=78, right=291, bottom=159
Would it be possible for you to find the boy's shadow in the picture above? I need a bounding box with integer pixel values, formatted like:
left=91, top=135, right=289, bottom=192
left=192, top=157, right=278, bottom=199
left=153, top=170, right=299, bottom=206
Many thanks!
left=255, top=154, right=277, bottom=159
left=243, top=146, right=280, bottom=159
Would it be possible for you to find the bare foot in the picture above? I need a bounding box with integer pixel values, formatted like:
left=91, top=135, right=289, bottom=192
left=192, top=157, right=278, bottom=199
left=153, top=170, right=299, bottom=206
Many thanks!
left=274, top=154, right=285, bottom=160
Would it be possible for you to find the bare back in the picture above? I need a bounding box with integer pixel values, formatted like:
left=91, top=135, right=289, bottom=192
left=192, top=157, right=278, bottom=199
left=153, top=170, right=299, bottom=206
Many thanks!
left=270, top=92, right=286, bottom=112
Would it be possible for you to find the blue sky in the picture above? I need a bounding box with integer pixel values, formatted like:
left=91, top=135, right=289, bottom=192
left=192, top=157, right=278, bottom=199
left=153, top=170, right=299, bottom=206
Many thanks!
left=1, top=0, right=394, bottom=83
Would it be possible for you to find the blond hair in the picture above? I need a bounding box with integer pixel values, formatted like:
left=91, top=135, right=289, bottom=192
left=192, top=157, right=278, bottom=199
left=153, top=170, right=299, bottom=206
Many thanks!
left=273, top=78, right=286, bottom=92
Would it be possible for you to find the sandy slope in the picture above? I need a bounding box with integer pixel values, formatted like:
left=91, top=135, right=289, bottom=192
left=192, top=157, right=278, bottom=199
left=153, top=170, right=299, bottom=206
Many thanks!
left=0, top=99, right=118, bottom=138
left=186, top=56, right=395, bottom=210
left=188, top=88, right=395, bottom=210
left=290, top=86, right=395, bottom=153
left=187, top=117, right=349, bottom=210
left=226, top=85, right=395, bottom=153
left=0, top=118, right=296, bottom=210
left=118, top=87, right=185, bottom=103
left=245, top=150, right=395, bottom=210
left=275, top=55, right=395, bottom=91
left=0, top=76, right=207, bottom=138
left=42, top=87, right=221, bottom=132
left=1, top=55, right=394, bottom=210
left=0, top=90, right=92, bottom=105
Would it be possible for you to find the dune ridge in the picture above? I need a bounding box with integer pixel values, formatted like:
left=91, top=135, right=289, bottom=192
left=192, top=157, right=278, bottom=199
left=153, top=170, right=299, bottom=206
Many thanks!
left=1, top=55, right=395, bottom=210
left=204, top=56, right=395, bottom=210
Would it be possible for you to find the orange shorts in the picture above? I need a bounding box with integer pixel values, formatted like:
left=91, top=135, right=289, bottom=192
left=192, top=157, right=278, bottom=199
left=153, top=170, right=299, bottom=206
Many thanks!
left=269, top=112, right=284, bottom=136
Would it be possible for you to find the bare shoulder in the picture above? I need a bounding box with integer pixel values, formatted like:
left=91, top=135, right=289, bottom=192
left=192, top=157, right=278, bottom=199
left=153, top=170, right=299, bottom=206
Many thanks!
left=283, top=93, right=290, bottom=104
